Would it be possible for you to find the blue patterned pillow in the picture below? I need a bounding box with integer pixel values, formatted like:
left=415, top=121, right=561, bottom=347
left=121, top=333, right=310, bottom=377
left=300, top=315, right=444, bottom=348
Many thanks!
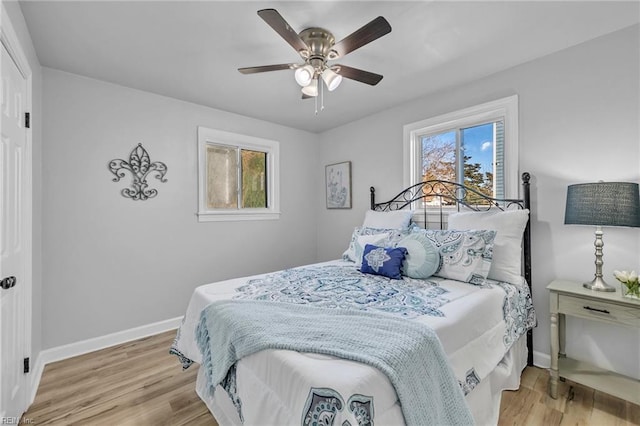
left=418, top=229, right=496, bottom=285
left=360, top=244, right=407, bottom=280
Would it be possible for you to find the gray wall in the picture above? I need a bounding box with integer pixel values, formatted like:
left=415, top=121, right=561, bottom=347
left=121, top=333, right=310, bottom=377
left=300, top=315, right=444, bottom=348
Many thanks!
left=317, top=25, right=640, bottom=378
left=3, top=1, right=44, bottom=367
left=41, top=69, right=319, bottom=348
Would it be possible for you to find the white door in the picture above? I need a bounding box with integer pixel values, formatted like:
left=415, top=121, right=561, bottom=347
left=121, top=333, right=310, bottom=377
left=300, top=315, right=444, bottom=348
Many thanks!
left=0, top=40, right=30, bottom=418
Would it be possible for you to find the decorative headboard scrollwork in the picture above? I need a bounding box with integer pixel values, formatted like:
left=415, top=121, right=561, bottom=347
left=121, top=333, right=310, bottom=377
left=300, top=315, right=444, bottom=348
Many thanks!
left=371, top=173, right=530, bottom=212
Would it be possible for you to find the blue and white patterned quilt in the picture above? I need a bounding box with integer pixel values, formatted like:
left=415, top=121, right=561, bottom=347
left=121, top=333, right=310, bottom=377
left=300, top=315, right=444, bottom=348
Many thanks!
left=171, top=260, right=536, bottom=426
left=234, top=264, right=450, bottom=318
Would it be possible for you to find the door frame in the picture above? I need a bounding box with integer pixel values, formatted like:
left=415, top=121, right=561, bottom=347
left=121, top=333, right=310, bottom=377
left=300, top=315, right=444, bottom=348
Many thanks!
left=1, top=2, right=34, bottom=408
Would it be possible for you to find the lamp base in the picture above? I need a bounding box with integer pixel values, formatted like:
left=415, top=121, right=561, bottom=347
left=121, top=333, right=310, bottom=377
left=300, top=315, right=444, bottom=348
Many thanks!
left=583, top=276, right=616, bottom=292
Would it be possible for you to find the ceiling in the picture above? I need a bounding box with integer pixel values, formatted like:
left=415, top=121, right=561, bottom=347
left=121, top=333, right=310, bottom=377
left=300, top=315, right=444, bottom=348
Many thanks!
left=19, top=1, right=639, bottom=133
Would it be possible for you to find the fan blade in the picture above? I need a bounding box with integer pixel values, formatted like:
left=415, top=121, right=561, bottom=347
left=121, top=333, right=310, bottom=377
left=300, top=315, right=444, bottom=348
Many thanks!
left=333, top=65, right=383, bottom=86
left=238, top=64, right=297, bottom=74
left=257, top=9, right=309, bottom=54
left=332, top=16, right=391, bottom=58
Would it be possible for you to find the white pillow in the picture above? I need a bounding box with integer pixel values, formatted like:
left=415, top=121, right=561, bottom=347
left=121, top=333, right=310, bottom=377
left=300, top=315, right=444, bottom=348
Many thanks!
left=354, top=234, right=388, bottom=267
left=447, top=209, right=529, bottom=285
left=362, top=210, right=413, bottom=229
left=342, top=227, right=407, bottom=263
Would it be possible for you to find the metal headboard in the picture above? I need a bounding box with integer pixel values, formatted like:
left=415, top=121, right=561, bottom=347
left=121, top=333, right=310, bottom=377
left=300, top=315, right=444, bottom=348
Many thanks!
left=370, top=172, right=533, bottom=366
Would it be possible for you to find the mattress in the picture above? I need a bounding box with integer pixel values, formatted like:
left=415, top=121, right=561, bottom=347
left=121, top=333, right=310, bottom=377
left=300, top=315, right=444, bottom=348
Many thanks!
left=171, top=260, right=535, bottom=425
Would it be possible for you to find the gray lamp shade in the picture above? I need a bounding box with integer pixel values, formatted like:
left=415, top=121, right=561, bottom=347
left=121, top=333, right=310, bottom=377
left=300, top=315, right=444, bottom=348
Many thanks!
left=564, top=182, right=640, bottom=227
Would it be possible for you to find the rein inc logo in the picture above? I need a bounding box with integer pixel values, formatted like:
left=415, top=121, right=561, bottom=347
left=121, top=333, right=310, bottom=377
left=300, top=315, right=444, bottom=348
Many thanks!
left=0, top=418, right=33, bottom=424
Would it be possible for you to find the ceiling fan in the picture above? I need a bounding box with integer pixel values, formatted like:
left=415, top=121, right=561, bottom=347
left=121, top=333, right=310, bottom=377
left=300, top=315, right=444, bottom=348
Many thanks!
left=238, top=9, right=392, bottom=99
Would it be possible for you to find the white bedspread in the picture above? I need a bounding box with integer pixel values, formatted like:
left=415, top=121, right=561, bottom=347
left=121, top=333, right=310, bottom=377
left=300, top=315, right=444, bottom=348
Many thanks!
left=171, top=260, right=535, bottom=425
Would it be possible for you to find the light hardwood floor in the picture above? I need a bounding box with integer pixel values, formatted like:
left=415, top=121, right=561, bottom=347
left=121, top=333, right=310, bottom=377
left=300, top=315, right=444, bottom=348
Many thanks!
left=23, top=330, right=640, bottom=425
left=23, top=331, right=215, bottom=426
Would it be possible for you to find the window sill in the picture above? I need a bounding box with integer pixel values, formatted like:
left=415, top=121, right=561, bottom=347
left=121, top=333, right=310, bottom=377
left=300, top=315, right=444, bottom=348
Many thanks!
left=197, top=211, right=280, bottom=222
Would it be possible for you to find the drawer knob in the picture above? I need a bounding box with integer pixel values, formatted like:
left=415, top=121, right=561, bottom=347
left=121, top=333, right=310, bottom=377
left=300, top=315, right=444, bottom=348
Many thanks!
left=583, top=306, right=610, bottom=314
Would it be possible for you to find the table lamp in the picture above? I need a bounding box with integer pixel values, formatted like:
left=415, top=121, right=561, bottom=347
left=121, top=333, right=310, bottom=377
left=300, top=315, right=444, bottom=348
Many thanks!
left=564, top=181, right=640, bottom=291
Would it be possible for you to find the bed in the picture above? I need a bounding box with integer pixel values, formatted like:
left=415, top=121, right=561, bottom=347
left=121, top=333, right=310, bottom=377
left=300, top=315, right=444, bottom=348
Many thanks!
left=171, top=173, right=536, bottom=426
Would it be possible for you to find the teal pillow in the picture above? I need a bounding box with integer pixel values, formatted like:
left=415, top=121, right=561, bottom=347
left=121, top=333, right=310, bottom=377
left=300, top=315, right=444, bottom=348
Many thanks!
left=396, top=233, right=440, bottom=279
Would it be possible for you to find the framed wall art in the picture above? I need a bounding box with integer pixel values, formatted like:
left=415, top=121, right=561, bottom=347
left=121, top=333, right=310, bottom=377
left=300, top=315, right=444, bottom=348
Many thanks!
left=325, top=161, right=352, bottom=209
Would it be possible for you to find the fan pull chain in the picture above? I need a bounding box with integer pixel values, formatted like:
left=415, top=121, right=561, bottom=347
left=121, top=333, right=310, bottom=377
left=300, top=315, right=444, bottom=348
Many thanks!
left=313, top=80, right=324, bottom=116
left=314, top=90, right=318, bottom=115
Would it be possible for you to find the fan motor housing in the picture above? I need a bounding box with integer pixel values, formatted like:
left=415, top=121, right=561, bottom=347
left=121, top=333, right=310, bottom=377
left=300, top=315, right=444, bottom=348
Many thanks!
left=299, top=27, right=338, bottom=61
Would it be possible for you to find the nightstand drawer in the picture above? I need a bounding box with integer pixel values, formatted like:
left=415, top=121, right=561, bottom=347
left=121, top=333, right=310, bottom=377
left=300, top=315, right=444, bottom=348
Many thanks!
left=558, top=294, right=640, bottom=328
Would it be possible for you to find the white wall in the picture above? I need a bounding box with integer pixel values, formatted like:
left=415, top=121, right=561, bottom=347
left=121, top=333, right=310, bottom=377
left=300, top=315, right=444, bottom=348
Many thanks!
left=41, top=69, right=320, bottom=349
left=317, top=25, right=640, bottom=378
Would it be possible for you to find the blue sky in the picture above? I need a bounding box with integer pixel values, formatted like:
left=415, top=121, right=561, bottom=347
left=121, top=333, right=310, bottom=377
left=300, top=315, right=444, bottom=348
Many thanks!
left=462, top=123, right=493, bottom=175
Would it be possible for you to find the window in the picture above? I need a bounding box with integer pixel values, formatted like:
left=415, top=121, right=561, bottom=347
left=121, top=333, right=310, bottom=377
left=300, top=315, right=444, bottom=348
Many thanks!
left=420, top=121, right=504, bottom=200
left=404, top=95, right=519, bottom=204
left=198, top=127, right=279, bottom=221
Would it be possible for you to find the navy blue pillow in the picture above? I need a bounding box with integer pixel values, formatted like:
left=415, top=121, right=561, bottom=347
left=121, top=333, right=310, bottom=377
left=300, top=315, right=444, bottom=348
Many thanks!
left=360, top=244, right=408, bottom=280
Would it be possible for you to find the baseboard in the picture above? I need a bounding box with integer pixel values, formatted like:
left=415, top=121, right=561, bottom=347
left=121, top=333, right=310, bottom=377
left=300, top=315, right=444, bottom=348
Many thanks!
left=533, top=350, right=550, bottom=369
left=38, top=316, right=183, bottom=367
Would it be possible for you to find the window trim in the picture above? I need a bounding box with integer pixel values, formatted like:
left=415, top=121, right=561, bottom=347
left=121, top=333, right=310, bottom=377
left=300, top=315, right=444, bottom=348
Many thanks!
left=197, top=126, right=280, bottom=222
left=403, top=95, right=519, bottom=199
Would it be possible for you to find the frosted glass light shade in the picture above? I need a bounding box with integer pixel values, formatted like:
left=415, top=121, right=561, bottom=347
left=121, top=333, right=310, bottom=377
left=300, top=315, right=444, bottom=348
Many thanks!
left=294, top=65, right=314, bottom=87
left=322, top=68, right=343, bottom=91
left=301, top=79, right=318, bottom=97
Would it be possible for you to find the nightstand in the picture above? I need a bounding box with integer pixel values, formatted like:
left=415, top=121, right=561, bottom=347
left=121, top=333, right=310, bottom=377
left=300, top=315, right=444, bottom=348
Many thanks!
left=547, top=280, right=640, bottom=404
left=547, top=279, right=640, bottom=404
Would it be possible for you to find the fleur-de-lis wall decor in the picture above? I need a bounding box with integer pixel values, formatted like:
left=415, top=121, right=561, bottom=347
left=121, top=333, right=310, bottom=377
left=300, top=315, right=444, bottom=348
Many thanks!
left=108, top=143, right=168, bottom=200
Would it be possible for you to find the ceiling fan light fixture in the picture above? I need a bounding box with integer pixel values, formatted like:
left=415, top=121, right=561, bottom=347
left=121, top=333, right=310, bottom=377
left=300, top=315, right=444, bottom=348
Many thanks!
left=301, top=78, right=318, bottom=97
left=294, top=64, right=315, bottom=87
left=322, top=68, right=343, bottom=91
left=241, top=9, right=392, bottom=111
